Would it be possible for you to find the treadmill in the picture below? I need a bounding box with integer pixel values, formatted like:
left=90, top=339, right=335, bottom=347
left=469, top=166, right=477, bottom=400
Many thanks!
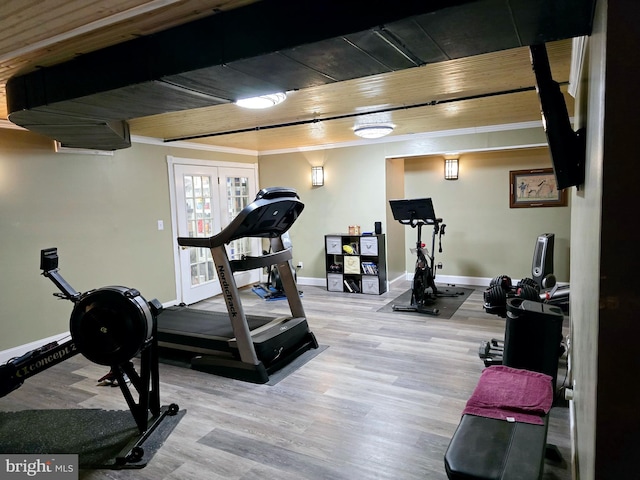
left=157, top=187, right=318, bottom=383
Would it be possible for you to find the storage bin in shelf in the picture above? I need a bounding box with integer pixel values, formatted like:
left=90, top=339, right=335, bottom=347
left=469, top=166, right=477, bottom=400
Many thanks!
left=325, top=236, right=342, bottom=255
left=324, top=233, right=387, bottom=295
left=360, top=236, right=378, bottom=256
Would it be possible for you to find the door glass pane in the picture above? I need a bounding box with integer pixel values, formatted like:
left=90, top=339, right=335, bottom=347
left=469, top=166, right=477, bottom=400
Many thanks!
left=184, top=174, right=215, bottom=286
left=225, top=176, right=251, bottom=260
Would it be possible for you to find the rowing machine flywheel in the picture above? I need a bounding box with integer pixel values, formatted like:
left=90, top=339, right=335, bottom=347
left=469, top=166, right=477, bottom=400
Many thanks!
left=70, top=286, right=154, bottom=366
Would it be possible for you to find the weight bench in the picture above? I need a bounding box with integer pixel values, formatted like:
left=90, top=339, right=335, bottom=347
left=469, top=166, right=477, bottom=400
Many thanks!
left=444, top=365, right=554, bottom=480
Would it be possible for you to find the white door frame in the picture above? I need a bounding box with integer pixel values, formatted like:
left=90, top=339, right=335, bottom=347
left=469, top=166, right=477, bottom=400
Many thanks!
left=216, top=166, right=261, bottom=289
left=167, top=155, right=259, bottom=305
left=174, top=163, right=222, bottom=304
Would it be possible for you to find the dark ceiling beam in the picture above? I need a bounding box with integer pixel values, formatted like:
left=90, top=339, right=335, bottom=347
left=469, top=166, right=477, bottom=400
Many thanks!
left=6, top=0, right=477, bottom=113
left=5, top=0, right=596, bottom=150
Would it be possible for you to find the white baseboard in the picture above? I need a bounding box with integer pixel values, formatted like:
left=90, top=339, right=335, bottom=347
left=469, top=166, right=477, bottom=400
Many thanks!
left=0, top=331, right=71, bottom=364
left=402, top=274, right=568, bottom=289
left=297, top=274, right=492, bottom=288
left=387, top=274, right=407, bottom=285
left=296, top=276, right=327, bottom=287
left=298, top=274, right=563, bottom=289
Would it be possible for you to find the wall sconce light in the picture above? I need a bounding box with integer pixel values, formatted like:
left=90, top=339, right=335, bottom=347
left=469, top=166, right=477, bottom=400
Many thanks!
left=311, top=166, right=324, bottom=186
left=445, top=158, right=459, bottom=180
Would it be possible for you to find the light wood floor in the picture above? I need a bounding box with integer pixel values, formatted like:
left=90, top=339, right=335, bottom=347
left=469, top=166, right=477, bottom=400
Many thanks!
left=0, top=281, right=571, bottom=480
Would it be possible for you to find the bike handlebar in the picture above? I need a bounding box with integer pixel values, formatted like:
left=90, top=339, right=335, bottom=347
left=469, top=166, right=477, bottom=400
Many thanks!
left=438, top=224, right=446, bottom=253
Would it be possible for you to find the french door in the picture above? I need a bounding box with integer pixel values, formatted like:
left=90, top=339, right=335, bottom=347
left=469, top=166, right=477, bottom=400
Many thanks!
left=218, top=167, right=261, bottom=290
left=170, top=158, right=259, bottom=305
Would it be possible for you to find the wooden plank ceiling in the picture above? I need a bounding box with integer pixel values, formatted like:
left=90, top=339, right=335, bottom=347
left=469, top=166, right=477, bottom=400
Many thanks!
left=129, top=41, right=573, bottom=152
left=0, top=0, right=590, bottom=153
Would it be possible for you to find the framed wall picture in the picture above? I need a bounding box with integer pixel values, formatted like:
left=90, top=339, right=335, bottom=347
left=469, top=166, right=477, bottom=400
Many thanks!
left=509, top=168, right=568, bottom=208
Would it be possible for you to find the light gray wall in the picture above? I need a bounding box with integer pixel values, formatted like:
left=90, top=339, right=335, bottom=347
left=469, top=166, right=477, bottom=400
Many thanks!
left=403, top=148, right=571, bottom=282
left=570, top=11, right=604, bottom=479
left=0, top=129, right=256, bottom=351
left=258, top=129, right=570, bottom=287
left=258, top=145, right=389, bottom=279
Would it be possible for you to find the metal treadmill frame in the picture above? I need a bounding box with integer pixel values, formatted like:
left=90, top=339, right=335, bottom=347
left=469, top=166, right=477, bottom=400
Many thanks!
left=174, top=187, right=317, bottom=383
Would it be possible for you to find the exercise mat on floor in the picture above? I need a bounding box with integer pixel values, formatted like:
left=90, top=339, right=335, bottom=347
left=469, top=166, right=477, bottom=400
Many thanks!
left=266, top=344, right=328, bottom=385
left=0, top=406, right=185, bottom=469
left=377, top=286, right=473, bottom=319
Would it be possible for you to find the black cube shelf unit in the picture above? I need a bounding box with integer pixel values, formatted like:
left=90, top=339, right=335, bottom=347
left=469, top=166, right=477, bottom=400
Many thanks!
left=325, top=234, right=387, bottom=295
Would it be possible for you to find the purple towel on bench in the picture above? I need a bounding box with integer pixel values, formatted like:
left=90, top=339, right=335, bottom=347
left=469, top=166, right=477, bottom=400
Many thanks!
left=462, top=365, right=554, bottom=425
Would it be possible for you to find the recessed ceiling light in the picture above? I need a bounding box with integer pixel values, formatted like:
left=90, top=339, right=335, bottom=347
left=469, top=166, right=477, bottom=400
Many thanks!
left=235, top=92, right=287, bottom=109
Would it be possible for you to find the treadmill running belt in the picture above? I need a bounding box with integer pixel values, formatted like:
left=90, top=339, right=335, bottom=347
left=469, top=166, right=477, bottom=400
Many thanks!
left=158, top=306, right=273, bottom=339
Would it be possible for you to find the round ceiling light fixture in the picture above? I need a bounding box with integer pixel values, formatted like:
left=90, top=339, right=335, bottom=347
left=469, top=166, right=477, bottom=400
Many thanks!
left=353, top=123, right=395, bottom=139
left=235, top=92, right=287, bottom=109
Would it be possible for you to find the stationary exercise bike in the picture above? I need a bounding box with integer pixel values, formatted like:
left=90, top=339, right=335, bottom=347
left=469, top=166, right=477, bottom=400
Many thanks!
left=252, top=232, right=301, bottom=300
left=389, top=198, right=463, bottom=316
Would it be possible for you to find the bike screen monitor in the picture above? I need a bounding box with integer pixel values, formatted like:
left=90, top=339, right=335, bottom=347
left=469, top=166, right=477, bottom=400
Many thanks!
left=40, top=248, right=59, bottom=272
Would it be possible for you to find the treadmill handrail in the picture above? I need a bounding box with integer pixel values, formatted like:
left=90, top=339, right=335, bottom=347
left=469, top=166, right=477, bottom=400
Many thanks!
left=177, top=191, right=304, bottom=249
left=255, top=186, right=299, bottom=200
left=229, top=248, right=293, bottom=273
left=177, top=236, right=213, bottom=248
